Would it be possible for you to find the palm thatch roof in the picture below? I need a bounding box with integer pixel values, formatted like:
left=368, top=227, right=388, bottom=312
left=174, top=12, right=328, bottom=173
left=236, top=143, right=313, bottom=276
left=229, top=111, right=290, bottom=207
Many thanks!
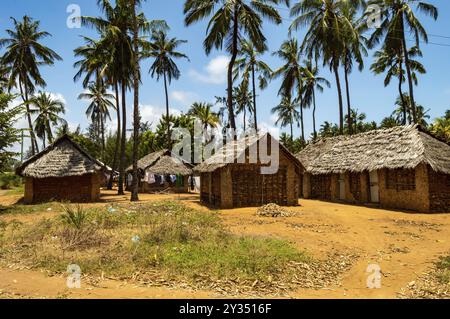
left=127, top=149, right=193, bottom=176
left=296, top=125, right=450, bottom=175
left=194, top=132, right=302, bottom=173
left=16, top=135, right=104, bottom=178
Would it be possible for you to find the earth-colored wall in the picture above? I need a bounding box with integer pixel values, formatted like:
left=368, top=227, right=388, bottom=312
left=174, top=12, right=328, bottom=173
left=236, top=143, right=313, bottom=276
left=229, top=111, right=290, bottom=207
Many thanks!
left=24, top=173, right=101, bottom=203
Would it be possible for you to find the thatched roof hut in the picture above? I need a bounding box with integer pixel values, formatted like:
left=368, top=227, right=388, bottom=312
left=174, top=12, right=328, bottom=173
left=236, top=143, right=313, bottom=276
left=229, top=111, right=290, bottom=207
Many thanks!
left=195, top=133, right=303, bottom=208
left=126, top=149, right=193, bottom=193
left=16, top=135, right=105, bottom=203
left=296, top=125, right=450, bottom=212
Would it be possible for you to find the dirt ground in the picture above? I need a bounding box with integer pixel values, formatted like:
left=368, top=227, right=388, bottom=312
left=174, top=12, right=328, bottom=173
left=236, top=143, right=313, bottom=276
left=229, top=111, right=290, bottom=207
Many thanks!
left=0, top=189, right=449, bottom=299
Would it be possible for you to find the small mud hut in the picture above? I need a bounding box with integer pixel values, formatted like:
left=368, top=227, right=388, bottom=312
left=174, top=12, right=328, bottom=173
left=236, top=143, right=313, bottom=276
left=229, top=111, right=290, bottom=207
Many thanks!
left=126, top=149, right=193, bottom=193
left=296, top=125, right=450, bottom=212
left=194, top=133, right=303, bottom=209
left=16, top=135, right=105, bottom=203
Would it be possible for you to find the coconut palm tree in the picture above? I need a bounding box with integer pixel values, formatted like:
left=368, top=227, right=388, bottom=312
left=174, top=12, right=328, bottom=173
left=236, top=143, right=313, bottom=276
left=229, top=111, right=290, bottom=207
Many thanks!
left=341, top=1, right=367, bottom=134
left=233, top=82, right=254, bottom=132
left=29, top=92, right=66, bottom=148
left=81, top=0, right=167, bottom=195
left=78, top=83, right=115, bottom=157
left=290, top=0, right=352, bottom=134
left=393, top=94, right=429, bottom=127
left=366, top=0, right=438, bottom=124
left=271, top=95, right=300, bottom=140
left=74, top=35, right=123, bottom=190
left=233, top=39, right=271, bottom=131
left=0, top=16, right=62, bottom=155
left=188, top=102, right=220, bottom=134
left=183, top=0, right=289, bottom=131
left=145, top=30, right=189, bottom=148
left=429, top=111, right=450, bottom=142
left=371, top=46, right=425, bottom=124
left=272, top=38, right=306, bottom=141
left=301, top=60, right=330, bottom=140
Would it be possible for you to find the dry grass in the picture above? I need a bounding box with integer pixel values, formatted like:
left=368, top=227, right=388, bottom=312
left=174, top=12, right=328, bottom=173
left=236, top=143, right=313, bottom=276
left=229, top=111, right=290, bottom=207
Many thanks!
left=0, top=201, right=312, bottom=294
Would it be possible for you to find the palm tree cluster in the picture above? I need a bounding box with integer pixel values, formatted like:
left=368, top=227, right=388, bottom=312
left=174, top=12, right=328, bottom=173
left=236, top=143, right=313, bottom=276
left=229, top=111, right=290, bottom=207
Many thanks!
left=0, top=0, right=445, bottom=202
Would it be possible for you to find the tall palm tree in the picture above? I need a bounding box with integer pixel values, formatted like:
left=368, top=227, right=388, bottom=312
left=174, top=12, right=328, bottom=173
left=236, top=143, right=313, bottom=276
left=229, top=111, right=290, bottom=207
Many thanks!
left=371, top=46, right=425, bottom=124
left=301, top=60, right=330, bottom=140
left=233, top=39, right=271, bottom=131
left=145, top=30, right=189, bottom=148
left=341, top=1, right=367, bottom=134
left=367, top=0, right=438, bottom=124
left=234, top=82, right=254, bottom=132
left=272, top=39, right=306, bottom=141
left=29, top=92, right=66, bottom=148
left=290, top=0, right=350, bottom=134
left=188, top=102, right=220, bottom=161
left=271, top=95, right=300, bottom=140
left=184, top=0, right=289, bottom=131
left=393, top=93, right=429, bottom=126
left=78, top=83, right=115, bottom=157
left=81, top=0, right=166, bottom=195
left=0, top=16, right=62, bottom=155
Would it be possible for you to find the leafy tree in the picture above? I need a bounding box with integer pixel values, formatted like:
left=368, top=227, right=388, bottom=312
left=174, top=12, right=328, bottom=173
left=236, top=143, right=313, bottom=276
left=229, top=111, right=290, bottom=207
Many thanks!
left=271, top=95, right=300, bottom=140
left=0, top=93, right=21, bottom=172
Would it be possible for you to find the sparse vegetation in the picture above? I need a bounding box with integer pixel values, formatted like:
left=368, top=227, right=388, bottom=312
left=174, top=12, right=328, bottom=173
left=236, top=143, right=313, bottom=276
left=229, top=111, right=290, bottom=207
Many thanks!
left=0, top=201, right=311, bottom=293
left=435, top=255, right=450, bottom=284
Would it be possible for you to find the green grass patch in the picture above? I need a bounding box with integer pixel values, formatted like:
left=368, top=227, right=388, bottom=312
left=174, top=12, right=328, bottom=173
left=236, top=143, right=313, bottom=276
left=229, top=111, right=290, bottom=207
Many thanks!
left=0, top=201, right=311, bottom=289
left=435, top=255, right=450, bottom=284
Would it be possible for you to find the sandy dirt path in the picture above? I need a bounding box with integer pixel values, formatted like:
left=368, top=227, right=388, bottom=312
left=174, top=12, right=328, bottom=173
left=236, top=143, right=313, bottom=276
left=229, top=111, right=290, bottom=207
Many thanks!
left=1, top=190, right=449, bottom=299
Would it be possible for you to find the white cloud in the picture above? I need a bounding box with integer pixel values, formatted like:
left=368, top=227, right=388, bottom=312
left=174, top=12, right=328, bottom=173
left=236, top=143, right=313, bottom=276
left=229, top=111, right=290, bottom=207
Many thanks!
left=140, top=104, right=181, bottom=128
left=189, top=55, right=229, bottom=84
left=171, top=90, right=198, bottom=106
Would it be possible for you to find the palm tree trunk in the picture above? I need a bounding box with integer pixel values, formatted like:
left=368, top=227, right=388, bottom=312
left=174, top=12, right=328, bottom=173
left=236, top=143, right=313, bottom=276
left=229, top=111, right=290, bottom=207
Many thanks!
left=42, top=130, right=46, bottom=149
left=47, top=124, right=53, bottom=144
left=101, top=115, right=106, bottom=160
left=118, top=81, right=127, bottom=196
left=163, top=71, right=171, bottom=148
left=290, top=116, right=293, bottom=141
left=398, top=58, right=407, bottom=125
left=344, top=63, right=352, bottom=135
left=226, top=4, right=238, bottom=131
left=333, top=63, right=344, bottom=134
left=312, top=89, right=317, bottom=140
left=130, top=0, right=140, bottom=202
left=251, top=64, right=258, bottom=132
left=299, top=104, right=305, bottom=142
left=108, top=81, right=120, bottom=190
left=20, top=80, right=39, bottom=155
left=400, top=16, right=417, bottom=124
left=243, top=106, right=246, bottom=132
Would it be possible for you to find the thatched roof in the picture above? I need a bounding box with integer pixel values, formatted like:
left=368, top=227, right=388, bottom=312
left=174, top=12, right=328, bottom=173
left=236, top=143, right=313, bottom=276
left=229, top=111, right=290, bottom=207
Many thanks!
left=127, top=149, right=193, bottom=176
left=194, top=132, right=302, bottom=173
left=296, top=125, right=450, bottom=175
left=16, top=135, right=104, bottom=178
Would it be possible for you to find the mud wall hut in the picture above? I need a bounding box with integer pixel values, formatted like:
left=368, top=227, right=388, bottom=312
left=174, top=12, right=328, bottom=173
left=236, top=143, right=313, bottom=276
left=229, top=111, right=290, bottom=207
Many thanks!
left=195, top=133, right=304, bottom=209
left=296, top=125, right=450, bottom=213
left=126, top=149, right=192, bottom=193
left=16, top=135, right=105, bottom=203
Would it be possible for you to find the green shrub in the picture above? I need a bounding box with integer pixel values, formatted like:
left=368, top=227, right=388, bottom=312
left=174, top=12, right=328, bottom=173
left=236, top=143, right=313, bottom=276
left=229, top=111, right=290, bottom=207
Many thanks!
left=60, top=205, right=87, bottom=230
left=0, top=173, right=22, bottom=190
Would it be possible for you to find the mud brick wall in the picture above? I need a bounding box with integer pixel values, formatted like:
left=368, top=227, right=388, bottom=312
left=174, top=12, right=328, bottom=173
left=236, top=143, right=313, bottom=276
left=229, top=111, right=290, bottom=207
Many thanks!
left=25, top=173, right=100, bottom=203
left=310, top=174, right=332, bottom=200
left=379, top=164, right=430, bottom=212
left=428, top=168, right=450, bottom=212
left=200, top=173, right=210, bottom=204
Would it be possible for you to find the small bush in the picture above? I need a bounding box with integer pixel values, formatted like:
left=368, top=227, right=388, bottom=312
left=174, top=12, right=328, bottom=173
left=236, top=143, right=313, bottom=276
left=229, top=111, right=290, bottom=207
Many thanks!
left=0, top=173, right=22, bottom=190
left=436, top=255, right=450, bottom=284
left=60, top=205, right=87, bottom=230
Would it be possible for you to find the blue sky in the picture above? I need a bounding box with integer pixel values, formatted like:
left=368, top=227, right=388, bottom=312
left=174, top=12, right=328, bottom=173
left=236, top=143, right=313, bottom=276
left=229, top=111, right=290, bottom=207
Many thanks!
left=2, top=0, right=449, bottom=152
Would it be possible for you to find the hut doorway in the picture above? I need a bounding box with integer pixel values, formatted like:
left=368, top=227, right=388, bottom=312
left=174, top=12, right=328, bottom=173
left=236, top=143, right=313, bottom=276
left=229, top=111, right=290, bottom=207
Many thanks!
left=339, top=174, right=346, bottom=200
left=369, top=171, right=380, bottom=203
